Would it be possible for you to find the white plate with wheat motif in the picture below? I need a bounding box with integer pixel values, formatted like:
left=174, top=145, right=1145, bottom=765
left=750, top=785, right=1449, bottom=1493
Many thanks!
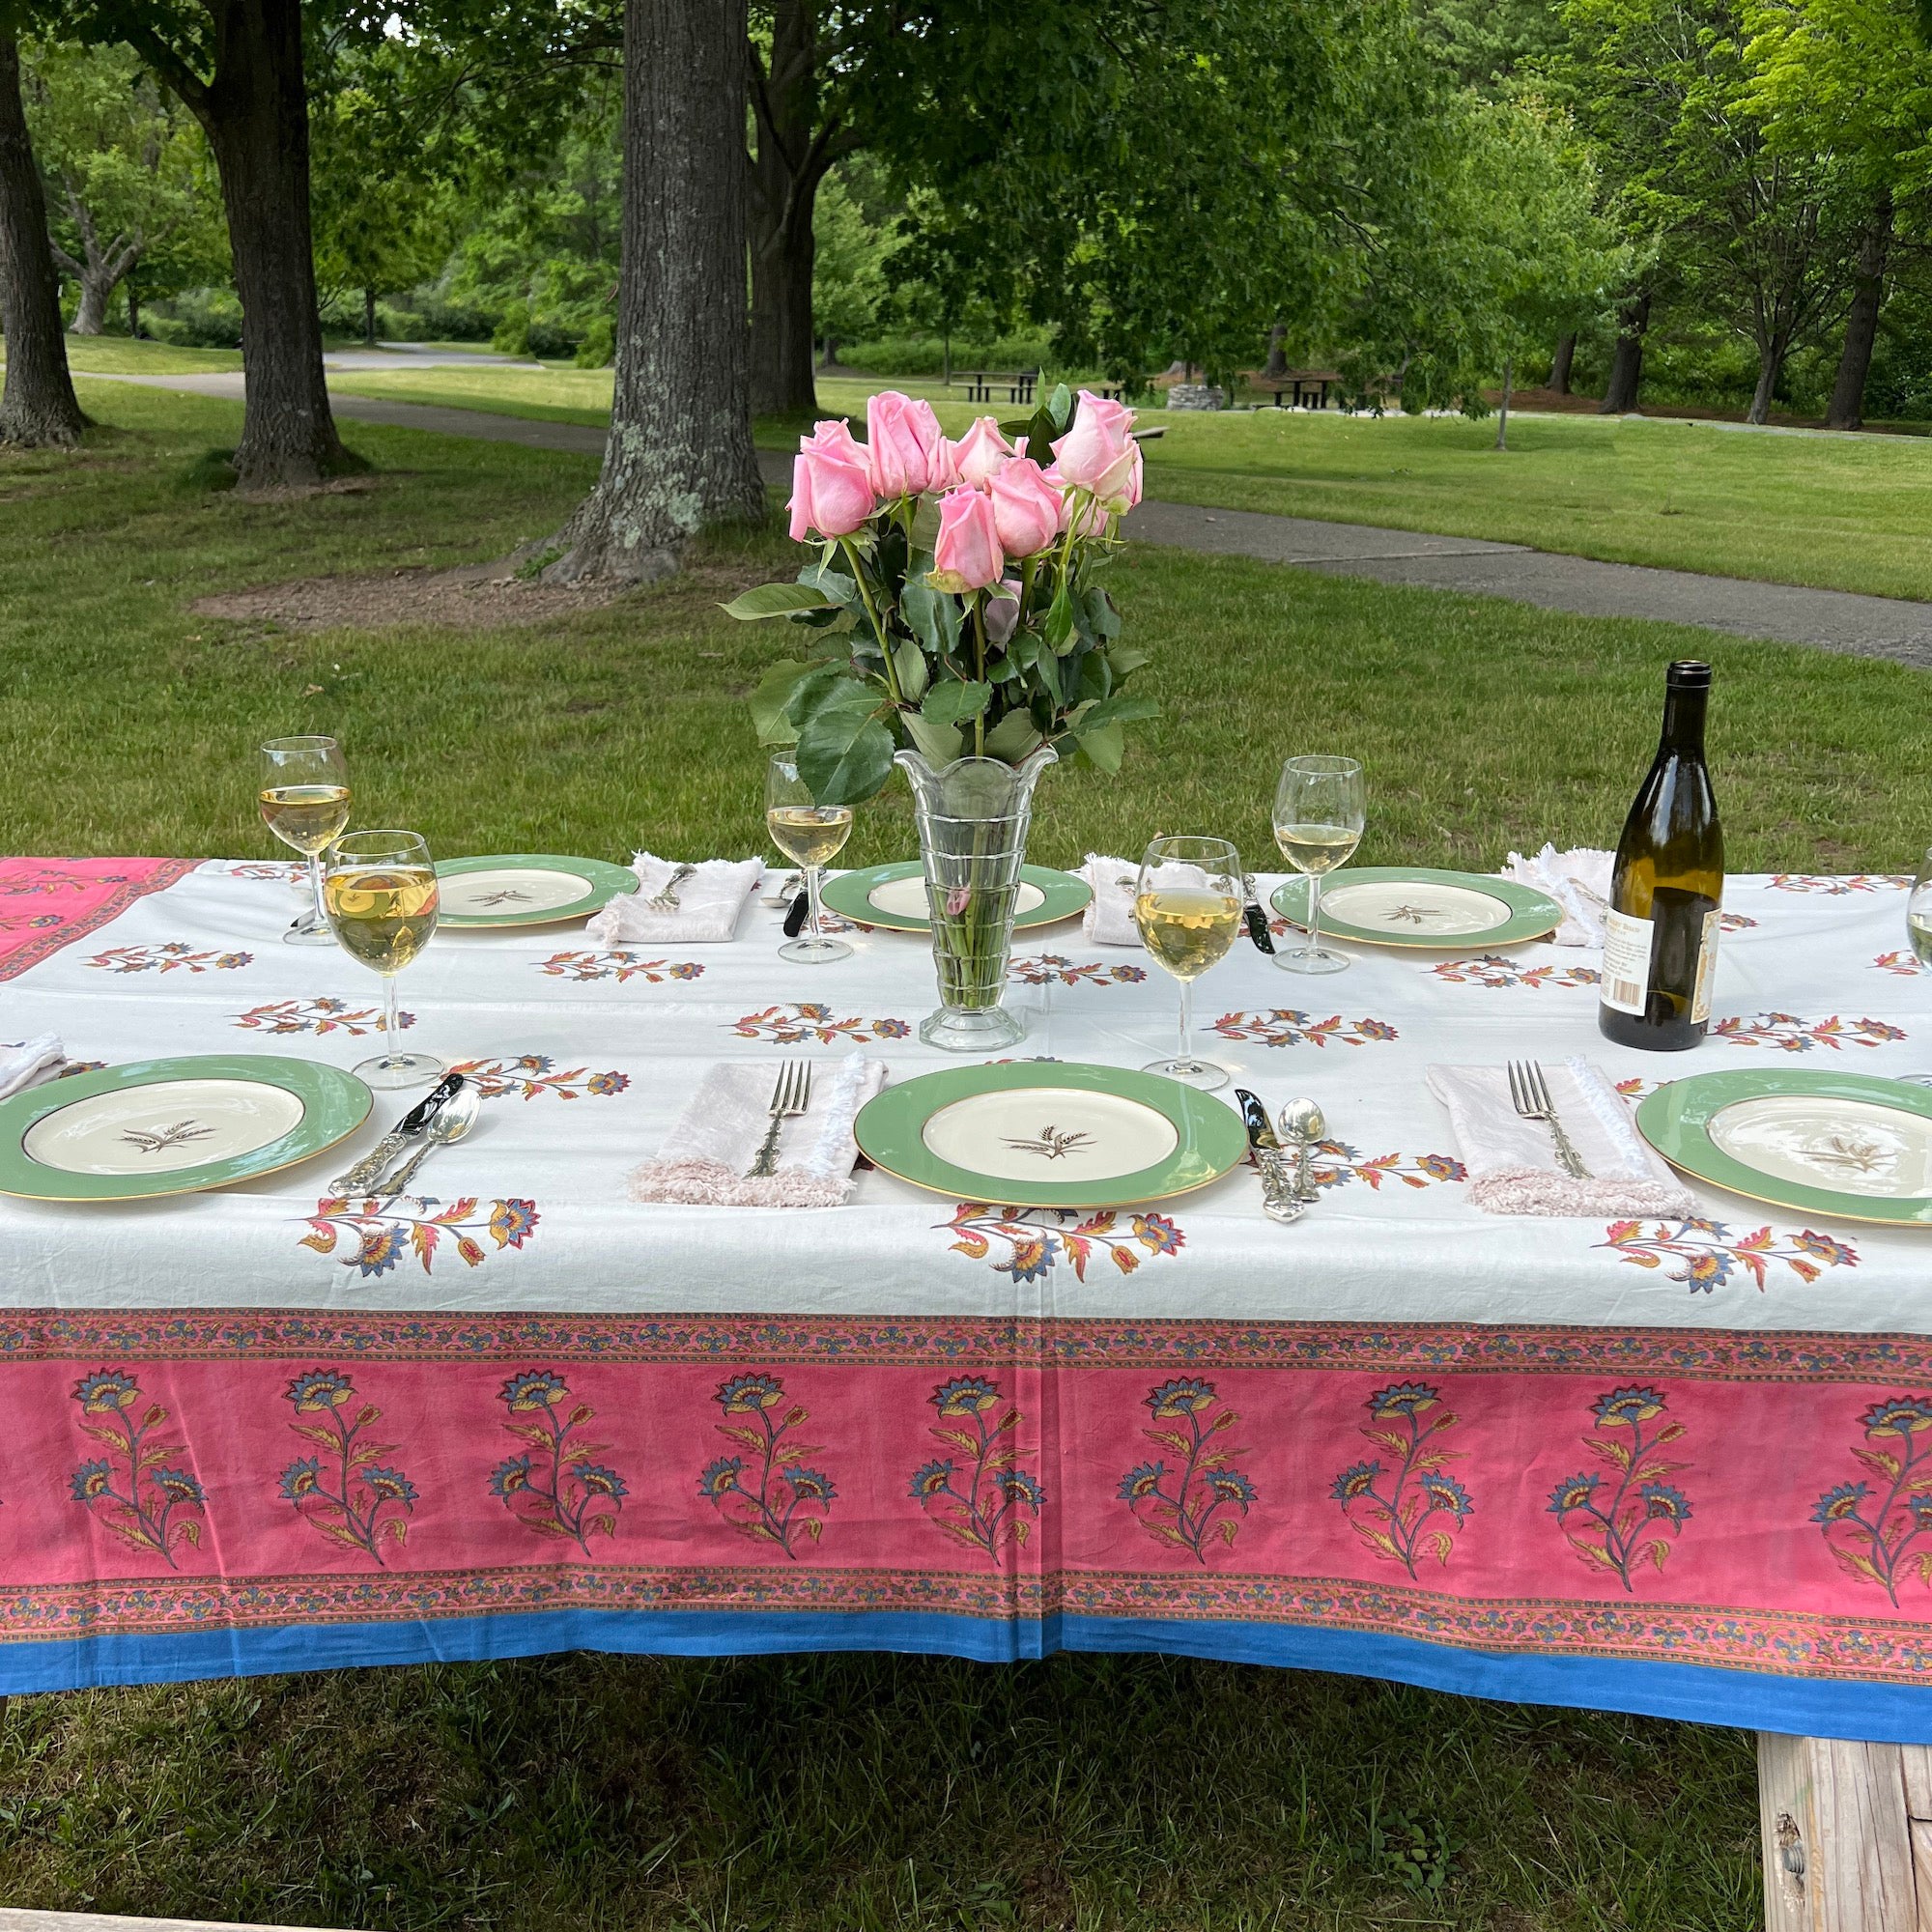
left=1270, top=867, right=1559, bottom=949
left=434, top=854, right=640, bottom=927
left=854, top=1061, right=1247, bottom=1208
left=0, top=1055, right=371, bottom=1202
left=1636, top=1069, right=1932, bottom=1227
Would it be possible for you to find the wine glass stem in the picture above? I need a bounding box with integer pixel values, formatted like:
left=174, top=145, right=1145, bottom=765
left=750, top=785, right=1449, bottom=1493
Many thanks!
left=383, top=975, right=402, bottom=1066
left=307, top=852, right=327, bottom=927
left=1178, top=975, right=1193, bottom=1068
left=1307, top=872, right=1324, bottom=954
left=805, top=866, right=825, bottom=943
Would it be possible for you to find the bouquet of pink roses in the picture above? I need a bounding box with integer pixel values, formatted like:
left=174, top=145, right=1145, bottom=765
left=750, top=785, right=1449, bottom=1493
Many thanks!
left=726, top=384, right=1157, bottom=804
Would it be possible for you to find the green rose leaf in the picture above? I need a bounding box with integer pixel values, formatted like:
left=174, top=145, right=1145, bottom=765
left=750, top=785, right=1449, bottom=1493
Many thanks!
left=723, top=582, right=839, bottom=620
left=902, top=708, right=964, bottom=766
left=1082, top=584, right=1122, bottom=639
left=1047, top=383, right=1074, bottom=431
left=921, top=679, right=991, bottom=727
left=1106, top=640, right=1150, bottom=679
left=1082, top=692, right=1162, bottom=729
left=1071, top=720, right=1125, bottom=773
left=982, top=707, right=1044, bottom=762
left=893, top=641, right=929, bottom=704
left=749, top=659, right=814, bottom=745
left=797, top=704, right=895, bottom=806
left=899, top=579, right=959, bottom=661
left=1042, top=584, right=1077, bottom=654
left=786, top=665, right=878, bottom=731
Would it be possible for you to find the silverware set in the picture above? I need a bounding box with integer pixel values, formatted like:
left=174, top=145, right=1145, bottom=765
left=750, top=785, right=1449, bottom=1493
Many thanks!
left=1236, top=1088, right=1327, bottom=1224
left=1509, top=1059, right=1590, bottom=1179
left=329, top=1073, right=479, bottom=1199
left=750, top=1061, right=812, bottom=1178
left=646, top=863, right=698, bottom=913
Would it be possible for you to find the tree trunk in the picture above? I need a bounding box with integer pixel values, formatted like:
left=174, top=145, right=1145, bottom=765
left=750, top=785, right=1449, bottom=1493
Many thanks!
left=1549, top=330, right=1576, bottom=395
left=1747, top=341, right=1785, bottom=425
left=158, top=0, right=348, bottom=493
left=70, top=271, right=111, bottom=335
left=128, top=281, right=141, bottom=338
left=1493, top=355, right=1512, bottom=450
left=1599, top=291, right=1649, bottom=413
left=0, top=35, right=84, bottom=447
left=1827, top=191, right=1891, bottom=433
left=363, top=287, right=377, bottom=347
left=544, top=0, right=764, bottom=584
left=1264, top=319, right=1288, bottom=379
left=747, top=0, right=823, bottom=418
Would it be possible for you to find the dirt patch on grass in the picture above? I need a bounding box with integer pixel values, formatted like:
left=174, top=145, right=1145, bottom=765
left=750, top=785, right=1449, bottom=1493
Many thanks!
left=189, top=559, right=638, bottom=633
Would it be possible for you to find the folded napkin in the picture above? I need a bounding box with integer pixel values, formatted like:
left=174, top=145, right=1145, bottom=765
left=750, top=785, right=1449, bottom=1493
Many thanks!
left=1080, top=854, right=1144, bottom=947
left=629, top=1052, right=889, bottom=1208
left=0, top=1036, right=65, bottom=1102
left=1501, top=844, right=1613, bottom=948
left=1426, top=1057, right=1695, bottom=1217
left=583, top=853, right=762, bottom=946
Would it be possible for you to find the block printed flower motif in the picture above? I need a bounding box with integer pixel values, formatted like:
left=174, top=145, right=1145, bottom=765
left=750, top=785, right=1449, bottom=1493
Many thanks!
left=298, top=1196, right=539, bottom=1277
left=911, top=1376, right=1042, bottom=1557
left=1331, top=1381, right=1472, bottom=1578
left=235, top=998, right=412, bottom=1037
left=700, top=1373, right=835, bottom=1558
left=489, top=1370, right=627, bottom=1553
left=537, top=952, right=704, bottom=984
left=1300, top=1144, right=1466, bottom=1193
left=1427, top=956, right=1601, bottom=990
left=1710, top=1012, right=1906, bottom=1052
left=1814, top=1395, right=1932, bottom=1606
left=1008, top=954, right=1148, bottom=986
left=449, top=1054, right=630, bottom=1101
left=69, top=1370, right=206, bottom=1569
left=1119, top=1378, right=1256, bottom=1564
left=1596, top=1218, right=1858, bottom=1293
left=278, top=1370, right=416, bottom=1563
left=1547, top=1387, right=1692, bottom=1592
left=1767, top=875, right=1910, bottom=895
left=88, top=943, right=253, bottom=974
left=940, top=1204, right=1184, bottom=1281
left=730, top=1003, right=912, bottom=1044
left=1874, top=952, right=1925, bottom=977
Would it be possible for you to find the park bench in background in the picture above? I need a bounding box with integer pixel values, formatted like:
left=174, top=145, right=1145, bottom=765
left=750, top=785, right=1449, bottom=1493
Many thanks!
left=1251, top=367, right=1343, bottom=410
left=958, top=369, right=1038, bottom=404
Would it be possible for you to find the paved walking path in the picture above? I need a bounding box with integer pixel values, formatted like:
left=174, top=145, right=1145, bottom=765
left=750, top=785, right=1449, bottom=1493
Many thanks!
left=84, top=372, right=1932, bottom=668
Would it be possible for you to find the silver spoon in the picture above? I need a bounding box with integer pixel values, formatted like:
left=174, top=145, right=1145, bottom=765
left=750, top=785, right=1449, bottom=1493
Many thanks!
left=1278, top=1096, right=1326, bottom=1204
left=378, top=1083, right=481, bottom=1198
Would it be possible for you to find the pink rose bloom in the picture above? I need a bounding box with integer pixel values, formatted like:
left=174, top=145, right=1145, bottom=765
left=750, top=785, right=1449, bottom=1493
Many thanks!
left=788, top=424, right=875, bottom=541
left=987, top=457, right=1061, bottom=557
left=927, top=485, right=1005, bottom=593
left=867, top=390, right=947, bottom=497
left=1040, top=463, right=1109, bottom=537
left=984, top=579, right=1022, bottom=645
left=950, top=416, right=1013, bottom=488
left=1050, top=390, right=1139, bottom=511
left=1123, top=440, right=1144, bottom=511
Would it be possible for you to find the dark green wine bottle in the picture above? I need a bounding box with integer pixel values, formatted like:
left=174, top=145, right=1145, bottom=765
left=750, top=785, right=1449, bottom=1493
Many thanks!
left=1599, top=661, right=1724, bottom=1052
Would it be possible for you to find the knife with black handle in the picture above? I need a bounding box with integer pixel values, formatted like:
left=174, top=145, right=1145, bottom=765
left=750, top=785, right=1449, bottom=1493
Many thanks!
left=1235, top=1088, right=1302, bottom=1223
left=329, top=1073, right=463, bottom=1196
left=1241, top=875, right=1276, bottom=954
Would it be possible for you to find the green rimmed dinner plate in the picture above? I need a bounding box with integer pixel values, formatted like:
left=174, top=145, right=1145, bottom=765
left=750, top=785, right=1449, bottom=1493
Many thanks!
left=854, top=1061, right=1248, bottom=1209
left=820, top=862, right=1091, bottom=934
left=0, top=1055, right=373, bottom=1203
left=1636, top=1068, right=1932, bottom=1228
left=434, top=854, right=639, bottom=928
left=1270, top=867, right=1561, bottom=950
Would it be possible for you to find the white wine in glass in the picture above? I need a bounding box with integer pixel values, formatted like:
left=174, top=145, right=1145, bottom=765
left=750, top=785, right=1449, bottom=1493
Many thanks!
left=324, top=830, right=445, bottom=1090
left=260, top=735, right=350, bottom=946
left=1135, top=835, right=1243, bottom=1092
left=1910, top=846, right=1932, bottom=967
left=766, top=754, right=854, bottom=963
left=1273, top=754, right=1365, bottom=975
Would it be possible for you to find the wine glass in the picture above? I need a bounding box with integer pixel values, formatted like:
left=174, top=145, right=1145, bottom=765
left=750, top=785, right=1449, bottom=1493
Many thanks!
left=1910, top=847, right=1932, bottom=969
left=766, top=754, right=854, bottom=963
left=1273, top=754, right=1366, bottom=975
left=260, top=735, right=350, bottom=945
left=1134, top=834, right=1244, bottom=1092
left=323, top=830, right=445, bottom=1090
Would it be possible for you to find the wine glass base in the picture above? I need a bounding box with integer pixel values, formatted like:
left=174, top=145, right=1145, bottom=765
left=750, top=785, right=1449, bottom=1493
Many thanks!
left=353, top=1050, right=447, bottom=1092
left=780, top=935, right=853, bottom=963
left=1275, top=945, right=1350, bottom=975
left=283, top=912, right=335, bottom=946
left=1143, top=1055, right=1230, bottom=1092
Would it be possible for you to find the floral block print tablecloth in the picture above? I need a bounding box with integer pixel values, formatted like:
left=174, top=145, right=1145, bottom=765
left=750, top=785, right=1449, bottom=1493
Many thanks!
left=4, top=858, right=1932, bottom=1742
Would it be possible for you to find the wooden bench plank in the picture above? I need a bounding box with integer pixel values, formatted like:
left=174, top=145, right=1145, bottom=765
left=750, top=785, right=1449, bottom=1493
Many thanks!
left=1760, top=1733, right=1924, bottom=1931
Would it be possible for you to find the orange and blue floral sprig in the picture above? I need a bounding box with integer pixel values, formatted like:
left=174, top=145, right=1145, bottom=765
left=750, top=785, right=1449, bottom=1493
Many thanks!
left=1547, top=1387, right=1692, bottom=1593
left=1120, top=1378, right=1255, bottom=1564
left=911, top=1376, right=1042, bottom=1556
left=69, top=1370, right=206, bottom=1570
left=700, top=1374, right=836, bottom=1558
left=490, top=1370, right=627, bottom=1554
left=1815, top=1396, right=1932, bottom=1607
left=1331, top=1382, right=1472, bottom=1578
left=279, top=1370, right=416, bottom=1564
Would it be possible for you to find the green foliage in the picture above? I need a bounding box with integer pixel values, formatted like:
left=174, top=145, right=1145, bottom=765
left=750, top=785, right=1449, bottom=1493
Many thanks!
left=811, top=159, right=891, bottom=349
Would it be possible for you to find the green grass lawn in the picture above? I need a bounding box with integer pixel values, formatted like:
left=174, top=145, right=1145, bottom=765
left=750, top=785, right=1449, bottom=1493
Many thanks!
left=4, top=381, right=1929, bottom=1931
left=324, top=363, right=1932, bottom=602
left=36, top=336, right=245, bottom=376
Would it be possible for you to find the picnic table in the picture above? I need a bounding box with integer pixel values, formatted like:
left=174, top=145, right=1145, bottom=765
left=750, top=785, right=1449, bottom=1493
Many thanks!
left=1252, top=368, right=1343, bottom=410
left=957, top=370, right=1038, bottom=406
left=4, top=855, right=1931, bottom=1927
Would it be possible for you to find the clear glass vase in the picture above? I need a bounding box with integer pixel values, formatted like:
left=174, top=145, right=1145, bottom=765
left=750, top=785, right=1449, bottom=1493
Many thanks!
left=895, top=744, right=1057, bottom=1052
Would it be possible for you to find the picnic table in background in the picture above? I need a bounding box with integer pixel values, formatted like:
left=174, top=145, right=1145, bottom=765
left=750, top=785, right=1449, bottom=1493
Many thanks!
left=1251, top=368, right=1344, bottom=410
left=957, top=370, right=1039, bottom=405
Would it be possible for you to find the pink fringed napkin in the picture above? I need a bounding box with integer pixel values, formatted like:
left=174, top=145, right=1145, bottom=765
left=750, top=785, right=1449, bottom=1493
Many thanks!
left=1426, top=1057, right=1695, bottom=1217
left=629, top=1052, right=889, bottom=1208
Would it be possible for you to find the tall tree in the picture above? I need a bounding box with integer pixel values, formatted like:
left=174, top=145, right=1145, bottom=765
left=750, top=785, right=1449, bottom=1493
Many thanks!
left=0, top=26, right=84, bottom=444
left=70, top=0, right=351, bottom=491
left=542, top=0, right=762, bottom=583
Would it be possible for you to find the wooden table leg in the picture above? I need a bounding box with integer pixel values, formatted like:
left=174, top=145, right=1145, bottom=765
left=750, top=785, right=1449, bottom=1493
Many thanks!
left=1759, top=1731, right=1932, bottom=1929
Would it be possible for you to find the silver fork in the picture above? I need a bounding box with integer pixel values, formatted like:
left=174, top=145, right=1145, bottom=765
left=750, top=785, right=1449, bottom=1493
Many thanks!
left=1509, top=1060, right=1591, bottom=1179
left=647, top=863, right=697, bottom=913
left=748, top=1061, right=812, bottom=1177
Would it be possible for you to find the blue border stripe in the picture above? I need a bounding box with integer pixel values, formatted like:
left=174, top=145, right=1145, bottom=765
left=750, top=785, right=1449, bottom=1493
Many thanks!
left=6, top=1609, right=1931, bottom=1744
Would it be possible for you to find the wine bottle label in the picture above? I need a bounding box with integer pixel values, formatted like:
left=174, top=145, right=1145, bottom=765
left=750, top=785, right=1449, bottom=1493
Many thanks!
left=1601, top=909, right=1653, bottom=1015
left=1690, top=909, right=1720, bottom=1024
